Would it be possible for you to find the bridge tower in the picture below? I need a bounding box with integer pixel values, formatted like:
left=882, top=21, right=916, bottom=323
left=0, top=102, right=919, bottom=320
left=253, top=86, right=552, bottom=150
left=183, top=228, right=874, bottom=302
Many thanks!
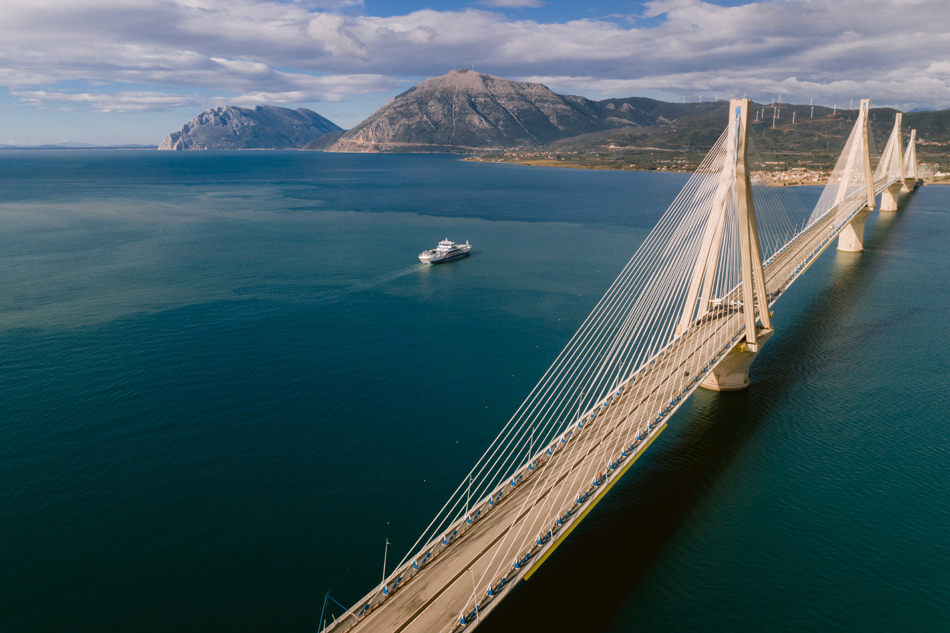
left=677, top=98, right=772, bottom=391
left=877, top=113, right=907, bottom=211
left=836, top=99, right=876, bottom=252
left=902, top=129, right=918, bottom=191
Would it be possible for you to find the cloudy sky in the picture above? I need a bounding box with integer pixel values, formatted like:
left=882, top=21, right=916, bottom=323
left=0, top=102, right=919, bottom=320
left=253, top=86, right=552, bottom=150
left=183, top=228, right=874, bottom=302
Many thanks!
left=3, top=0, right=948, bottom=145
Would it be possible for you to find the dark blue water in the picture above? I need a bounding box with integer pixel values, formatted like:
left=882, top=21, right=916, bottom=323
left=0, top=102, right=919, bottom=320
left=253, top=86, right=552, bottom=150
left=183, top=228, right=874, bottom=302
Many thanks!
left=0, top=152, right=947, bottom=632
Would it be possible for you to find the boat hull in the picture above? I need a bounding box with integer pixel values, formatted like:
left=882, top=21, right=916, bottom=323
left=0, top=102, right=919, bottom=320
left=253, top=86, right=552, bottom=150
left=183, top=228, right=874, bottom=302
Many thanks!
left=419, top=251, right=470, bottom=265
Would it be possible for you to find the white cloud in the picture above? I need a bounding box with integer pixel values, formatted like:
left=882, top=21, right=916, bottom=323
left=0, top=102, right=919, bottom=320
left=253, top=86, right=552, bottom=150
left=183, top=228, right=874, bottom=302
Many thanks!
left=641, top=0, right=702, bottom=19
left=11, top=73, right=399, bottom=112
left=0, top=0, right=949, bottom=113
left=306, top=13, right=368, bottom=58
left=291, top=0, right=365, bottom=9
left=375, top=25, right=436, bottom=45
left=475, top=0, right=545, bottom=8
left=12, top=90, right=208, bottom=112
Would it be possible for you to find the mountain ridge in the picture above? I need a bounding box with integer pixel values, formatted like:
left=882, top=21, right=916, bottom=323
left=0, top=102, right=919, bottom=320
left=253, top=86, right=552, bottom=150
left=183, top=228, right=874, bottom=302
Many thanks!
left=158, top=105, right=342, bottom=150
left=326, top=69, right=680, bottom=153
left=152, top=73, right=949, bottom=166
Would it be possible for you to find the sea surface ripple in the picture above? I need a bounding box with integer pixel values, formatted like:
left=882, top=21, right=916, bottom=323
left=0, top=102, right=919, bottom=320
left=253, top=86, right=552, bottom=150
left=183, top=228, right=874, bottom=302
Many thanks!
left=0, top=151, right=947, bottom=632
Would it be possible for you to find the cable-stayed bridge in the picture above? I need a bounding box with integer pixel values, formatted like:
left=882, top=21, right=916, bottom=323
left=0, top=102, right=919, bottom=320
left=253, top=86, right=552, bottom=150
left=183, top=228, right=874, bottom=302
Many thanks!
left=322, top=99, right=920, bottom=633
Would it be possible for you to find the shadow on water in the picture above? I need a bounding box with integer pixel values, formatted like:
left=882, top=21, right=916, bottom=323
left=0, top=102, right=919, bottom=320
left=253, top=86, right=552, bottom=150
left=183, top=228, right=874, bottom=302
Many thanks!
left=477, top=207, right=909, bottom=633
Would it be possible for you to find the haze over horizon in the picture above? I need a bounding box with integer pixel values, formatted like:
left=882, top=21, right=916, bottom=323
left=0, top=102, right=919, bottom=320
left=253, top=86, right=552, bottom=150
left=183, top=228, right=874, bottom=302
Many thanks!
left=3, top=0, right=949, bottom=146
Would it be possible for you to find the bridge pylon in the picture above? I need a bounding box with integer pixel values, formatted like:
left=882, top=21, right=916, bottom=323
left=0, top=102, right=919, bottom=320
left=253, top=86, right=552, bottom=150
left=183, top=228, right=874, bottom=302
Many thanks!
left=675, top=99, right=772, bottom=391
left=876, top=113, right=907, bottom=211
left=902, top=129, right=918, bottom=192
left=836, top=99, right=876, bottom=252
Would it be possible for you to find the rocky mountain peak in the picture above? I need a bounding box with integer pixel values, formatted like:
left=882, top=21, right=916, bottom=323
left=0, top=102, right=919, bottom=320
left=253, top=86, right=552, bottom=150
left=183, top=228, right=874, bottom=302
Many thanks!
left=326, top=70, right=614, bottom=153
left=158, top=105, right=343, bottom=150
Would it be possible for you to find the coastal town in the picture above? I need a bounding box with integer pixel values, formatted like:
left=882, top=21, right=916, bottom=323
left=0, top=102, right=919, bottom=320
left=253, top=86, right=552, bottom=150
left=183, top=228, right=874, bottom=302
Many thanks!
left=469, top=143, right=947, bottom=184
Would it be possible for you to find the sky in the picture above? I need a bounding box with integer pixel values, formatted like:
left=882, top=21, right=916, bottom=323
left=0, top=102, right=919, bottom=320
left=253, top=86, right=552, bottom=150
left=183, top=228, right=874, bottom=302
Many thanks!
left=2, top=0, right=949, bottom=146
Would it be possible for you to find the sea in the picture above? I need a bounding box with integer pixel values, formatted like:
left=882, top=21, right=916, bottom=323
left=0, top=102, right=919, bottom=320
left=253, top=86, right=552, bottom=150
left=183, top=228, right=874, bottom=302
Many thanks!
left=0, top=151, right=947, bottom=632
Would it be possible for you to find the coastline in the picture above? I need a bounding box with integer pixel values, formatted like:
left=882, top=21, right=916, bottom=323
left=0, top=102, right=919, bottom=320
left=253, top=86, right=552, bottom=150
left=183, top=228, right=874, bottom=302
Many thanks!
left=464, top=156, right=816, bottom=186
left=463, top=156, right=947, bottom=186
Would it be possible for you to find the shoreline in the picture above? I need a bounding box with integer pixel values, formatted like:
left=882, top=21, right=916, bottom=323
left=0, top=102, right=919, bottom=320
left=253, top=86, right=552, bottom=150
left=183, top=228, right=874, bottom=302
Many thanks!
left=463, top=156, right=948, bottom=186
left=463, top=156, right=820, bottom=186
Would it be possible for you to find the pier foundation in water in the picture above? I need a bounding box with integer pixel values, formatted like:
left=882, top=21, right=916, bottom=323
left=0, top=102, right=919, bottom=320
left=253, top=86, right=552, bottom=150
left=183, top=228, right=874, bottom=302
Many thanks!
left=701, top=328, right=773, bottom=391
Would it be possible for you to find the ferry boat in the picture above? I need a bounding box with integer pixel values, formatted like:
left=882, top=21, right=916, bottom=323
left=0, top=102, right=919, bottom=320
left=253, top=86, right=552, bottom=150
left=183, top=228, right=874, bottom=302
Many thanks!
left=419, top=239, right=471, bottom=265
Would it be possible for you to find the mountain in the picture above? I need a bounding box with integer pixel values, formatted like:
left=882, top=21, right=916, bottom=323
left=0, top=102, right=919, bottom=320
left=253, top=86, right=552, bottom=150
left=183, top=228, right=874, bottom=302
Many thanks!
left=597, top=96, right=728, bottom=126
left=903, top=108, right=950, bottom=142
left=545, top=102, right=950, bottom=154
left=158, top=105, right=343, bottom=150
left=326, top=69, right=695, bottom=153
left=327, top=69, right=950, bottom=156
left=484, top=99, right=950, bottom=177
left=153, top=84, right=949, bottom=159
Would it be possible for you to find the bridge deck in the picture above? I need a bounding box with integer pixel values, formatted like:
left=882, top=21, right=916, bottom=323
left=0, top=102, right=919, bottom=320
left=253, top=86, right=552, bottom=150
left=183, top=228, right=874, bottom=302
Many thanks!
left=335, top=179, right=898, bottom=633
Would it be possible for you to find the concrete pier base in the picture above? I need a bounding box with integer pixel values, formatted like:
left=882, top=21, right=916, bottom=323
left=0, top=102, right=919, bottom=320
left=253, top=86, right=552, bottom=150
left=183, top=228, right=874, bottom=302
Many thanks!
left=837, top=206, right=872, bottom=252
left=702, top=328, right=773, bottom=391
left=881, top=182, right=902, bottom=211
left=901, top=177, right=917, bottom=193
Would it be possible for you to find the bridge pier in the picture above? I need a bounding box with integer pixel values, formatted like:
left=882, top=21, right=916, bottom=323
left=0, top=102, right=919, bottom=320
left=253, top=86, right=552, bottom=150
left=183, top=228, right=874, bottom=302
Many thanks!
left=701, top=327, right=773, bottom=391
left=880, top=182, right=903, bottom=211
left=836, top=206, right=872, bottom=252
left=901, top=177, right=917, bottom=193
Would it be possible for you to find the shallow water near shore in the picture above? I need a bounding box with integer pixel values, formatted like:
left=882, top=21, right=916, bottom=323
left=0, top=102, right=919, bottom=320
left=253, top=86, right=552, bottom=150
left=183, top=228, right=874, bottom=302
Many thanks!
left=0, top=151, right=947, bottom=632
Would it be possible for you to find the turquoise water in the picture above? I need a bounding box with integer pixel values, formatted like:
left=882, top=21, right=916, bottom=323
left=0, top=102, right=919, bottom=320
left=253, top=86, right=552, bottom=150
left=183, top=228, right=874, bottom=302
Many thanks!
left=0, top=152, right=947, bottom=632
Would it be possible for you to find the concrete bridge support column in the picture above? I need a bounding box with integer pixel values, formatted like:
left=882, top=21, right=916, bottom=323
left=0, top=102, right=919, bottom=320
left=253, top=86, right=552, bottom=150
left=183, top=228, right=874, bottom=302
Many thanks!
left=702, top=328, right=773, bottom=391
left=881, top=182, right=902, bottom=211
left=901, top=177, right=917, bottom=194
left=837, top=206, right=872, bottom=252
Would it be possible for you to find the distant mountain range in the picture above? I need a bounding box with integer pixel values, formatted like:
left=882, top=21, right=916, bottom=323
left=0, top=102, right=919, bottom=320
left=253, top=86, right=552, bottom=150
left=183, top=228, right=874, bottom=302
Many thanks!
left=152, top=71, right=950, bottom=153
left=536, top=103, right=950, bottom=165
left=158, top=105, right=343, bottom=150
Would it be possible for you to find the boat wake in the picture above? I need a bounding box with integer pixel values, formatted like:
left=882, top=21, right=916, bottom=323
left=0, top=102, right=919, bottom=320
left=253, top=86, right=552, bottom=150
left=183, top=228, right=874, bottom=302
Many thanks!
left=318, top=263, right=428, bottom=302
left=353, top=263, right=427, bottom=291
